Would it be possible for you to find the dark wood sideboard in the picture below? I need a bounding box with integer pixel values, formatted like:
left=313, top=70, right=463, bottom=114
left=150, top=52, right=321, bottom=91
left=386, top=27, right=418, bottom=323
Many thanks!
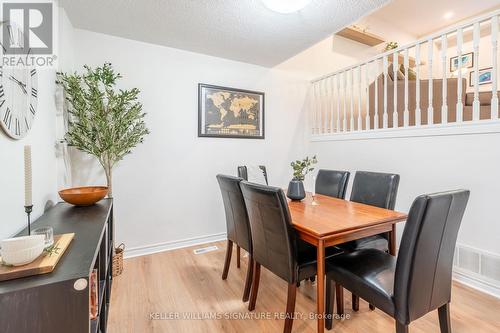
left=0, top=199, right=114, bottom=333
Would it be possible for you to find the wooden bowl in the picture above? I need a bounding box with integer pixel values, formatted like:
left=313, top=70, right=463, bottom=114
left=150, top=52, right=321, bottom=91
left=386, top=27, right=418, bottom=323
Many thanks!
left=58, top=186, right=109, bottom=206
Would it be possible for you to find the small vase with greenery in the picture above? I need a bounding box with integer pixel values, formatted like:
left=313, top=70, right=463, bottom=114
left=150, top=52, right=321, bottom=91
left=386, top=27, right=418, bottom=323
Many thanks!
left=56, top=63, right=150, bottom=198
left=287, top=156, right=317, bottom=201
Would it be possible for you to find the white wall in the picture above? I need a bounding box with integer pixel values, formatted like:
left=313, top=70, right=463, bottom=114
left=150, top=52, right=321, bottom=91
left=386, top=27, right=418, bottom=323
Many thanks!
left=0, top=7, right=75, bottom=239
left=68, top=30, right=309, bottom=254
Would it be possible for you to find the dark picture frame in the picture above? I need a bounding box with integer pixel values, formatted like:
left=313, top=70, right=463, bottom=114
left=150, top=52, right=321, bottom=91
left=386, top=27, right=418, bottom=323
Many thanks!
left=198, top=83, right=265, bottom=139
left=469, top=67, right=493, bottom=87
left=450, top=52, right=474, bottom=72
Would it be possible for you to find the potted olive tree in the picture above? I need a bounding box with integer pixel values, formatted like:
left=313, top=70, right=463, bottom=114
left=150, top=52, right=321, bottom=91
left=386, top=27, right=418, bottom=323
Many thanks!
left=57, top=63, right=149, bottom=276
left=56, top=63, right=149, bottom=198
left=287, top=155, right=317, bottom=201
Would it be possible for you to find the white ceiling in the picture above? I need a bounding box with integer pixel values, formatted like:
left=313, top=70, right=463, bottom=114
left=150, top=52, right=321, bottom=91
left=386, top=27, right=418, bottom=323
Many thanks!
left=369, top=0, right=500, bottom=37
left=60, top=0, right=389, bottom=67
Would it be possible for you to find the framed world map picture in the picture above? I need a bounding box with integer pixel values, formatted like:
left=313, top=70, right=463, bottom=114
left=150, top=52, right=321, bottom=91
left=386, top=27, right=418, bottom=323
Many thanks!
left=198, top=83, right=265, bottom=139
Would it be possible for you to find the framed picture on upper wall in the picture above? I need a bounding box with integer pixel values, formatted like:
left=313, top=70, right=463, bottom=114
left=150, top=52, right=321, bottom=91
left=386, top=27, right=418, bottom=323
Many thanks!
left=450, top=52, right=474, bottom=72
left=469, top=67, right=493, bottom=87
left=198, top=84, right=265, bottom=139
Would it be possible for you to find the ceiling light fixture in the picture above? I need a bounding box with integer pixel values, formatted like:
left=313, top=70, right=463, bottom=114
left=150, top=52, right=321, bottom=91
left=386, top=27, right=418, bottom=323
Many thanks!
left=443, top=12, right=454, bottom=20
left=261, top=0, right=312, bottom=14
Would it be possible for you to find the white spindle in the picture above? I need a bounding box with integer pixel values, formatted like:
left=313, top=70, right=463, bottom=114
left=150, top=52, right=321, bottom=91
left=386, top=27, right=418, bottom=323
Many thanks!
left=317, top=80, right=322, bottom=133
left=491, top=15, right=499, bottom=119
left=321, top=80, right=326, bottom=132
left=472, top=22, right=480, bottom=121
left=324, top=78, right=329, bottom=133
left=415, top=43, right=421, bottom=126
left=393, top=51, right=398, bottom=128
left=323, top=78, right=328, bottom=132
left=374, top=60, right=379, bottom=129
left=343, top=71, right=347, bottom=132
left=365, top=63, right=370, bottom=130
left=319, top=80, right=324, bottom=133
left=350, top=70, right=355, bottom=131
left=312, top=82, right=318, bottom=134
left=323, top=79, right=330, bottom=133
left=357, top=66, right=362, bottom=131
left=441, top=34, right=448, bottom=124
left=404, top=48, right=409, bottom=127
left=318, top=80, right=324, bottom=133
left=428, top=38, right=434, bottom=125
left=383, top=55, right=388, bottom=128
left=456, top=28, right=464, bottom=123
left=323, top=79, right=328, bottom=132
left=330, top=76, right=336, bottom=132
left=336, top=74, right=341, bottom=132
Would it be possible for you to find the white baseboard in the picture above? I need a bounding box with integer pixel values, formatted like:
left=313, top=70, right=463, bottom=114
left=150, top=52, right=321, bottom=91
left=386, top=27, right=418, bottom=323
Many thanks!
left=124, top=232, right=227, bottom=259
left=453, top=269, right=500, bottom=299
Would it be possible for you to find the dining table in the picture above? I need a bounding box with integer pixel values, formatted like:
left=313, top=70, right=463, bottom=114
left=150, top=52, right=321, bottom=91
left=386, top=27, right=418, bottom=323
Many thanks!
left=287, top=192, right=408, bottom=333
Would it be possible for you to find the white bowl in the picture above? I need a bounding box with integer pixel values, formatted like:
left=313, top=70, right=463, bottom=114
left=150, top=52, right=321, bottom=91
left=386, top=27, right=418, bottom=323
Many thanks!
left=1, top=243, right=45, bottom=266
left=1, top=235, right=45, bottom=252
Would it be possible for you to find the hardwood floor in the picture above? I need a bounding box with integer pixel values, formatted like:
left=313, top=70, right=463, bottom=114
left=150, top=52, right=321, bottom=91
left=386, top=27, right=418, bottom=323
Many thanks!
left=108, top=241, right=500, bottom=333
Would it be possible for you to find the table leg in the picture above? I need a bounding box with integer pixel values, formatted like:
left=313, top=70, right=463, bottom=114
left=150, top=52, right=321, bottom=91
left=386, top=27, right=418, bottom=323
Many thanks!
left=389, top=224, right=397, bottom=256
left=316, top=239, right=325, bottom=333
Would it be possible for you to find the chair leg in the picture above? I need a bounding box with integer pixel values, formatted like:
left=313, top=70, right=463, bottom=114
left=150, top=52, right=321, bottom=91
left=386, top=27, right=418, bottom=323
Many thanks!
left=222, top=240, right=233, bottom=280
left=242, top=256, right=254, bottom=302
left=325, top=277, right=336, bottom=330
left=248, top=262, right=261, bottom=311
left=335, top=284, right=344, bottom=316
left=352, top=293, right=359, bottom=312
left=396, top=321, right=409, bottom=333
left=369, top=304, right=375, bottom=311
left=284, top=283, right=297, bottom=333
left=438, top=303, right=451, bottom=333
left=236, top=245, right=241, bottom=268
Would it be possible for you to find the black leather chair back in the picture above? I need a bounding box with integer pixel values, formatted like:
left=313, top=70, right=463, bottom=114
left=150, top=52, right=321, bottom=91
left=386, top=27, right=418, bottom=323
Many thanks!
left=240, top=181, right=297, bottom=283
left=216, top=175, right=252, bottom=253
left=350, top=171, right=400, bottom=210
left=394, top=190, right=470, bottom=324
left=316, top=169, right=350, bottom=199
left=237, top=165, right=268, bottom=184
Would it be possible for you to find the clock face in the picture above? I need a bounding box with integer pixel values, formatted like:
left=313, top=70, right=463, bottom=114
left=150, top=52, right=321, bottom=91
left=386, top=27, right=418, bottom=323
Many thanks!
left=0, top=21, right=39, bottom=140
left=0, top=66, right=38, bottom=139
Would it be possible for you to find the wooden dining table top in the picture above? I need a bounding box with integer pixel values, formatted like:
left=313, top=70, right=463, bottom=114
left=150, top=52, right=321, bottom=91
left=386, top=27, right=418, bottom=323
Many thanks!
left=288, top=193, right=408, bottom=238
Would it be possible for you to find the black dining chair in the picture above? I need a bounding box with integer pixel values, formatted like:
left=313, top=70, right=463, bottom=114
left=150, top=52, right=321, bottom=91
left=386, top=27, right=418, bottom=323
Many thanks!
left=315, top=169, right=350, bottom=199
left=338, top=171, right=400, bottom=311
left=216, top=174, right=254, bottom=302
left=342, top=171, right=400, bottom=253
left=240, top=181, right=342, bottom=333
left=237, top=165, right=268, bottom=184
left=325, top=190, right=470, bottom=333
left=236, top=165, right=268, bottom=268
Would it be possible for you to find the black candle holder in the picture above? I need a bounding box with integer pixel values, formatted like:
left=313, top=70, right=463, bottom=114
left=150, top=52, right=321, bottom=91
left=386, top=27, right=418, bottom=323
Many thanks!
left=25, top=205, right=33, bottom=235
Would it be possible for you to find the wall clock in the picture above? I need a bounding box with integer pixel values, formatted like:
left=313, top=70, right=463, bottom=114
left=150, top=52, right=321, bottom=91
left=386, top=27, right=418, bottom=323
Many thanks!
left=0, top=21, right=39, bottom=140
left=0, top=67, right=38, bottom=139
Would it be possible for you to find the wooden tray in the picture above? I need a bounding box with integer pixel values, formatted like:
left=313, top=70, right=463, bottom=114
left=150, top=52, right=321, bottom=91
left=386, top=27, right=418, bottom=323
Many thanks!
left=0, top=233, right=75, bottom=282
